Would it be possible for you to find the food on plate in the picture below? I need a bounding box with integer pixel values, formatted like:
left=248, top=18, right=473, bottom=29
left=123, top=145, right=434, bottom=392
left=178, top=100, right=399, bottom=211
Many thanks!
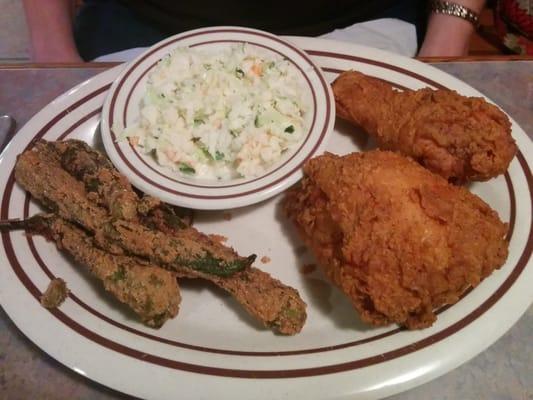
left=9, top=214, right=180, bottom=327
left=39, top=140, right=192, bottom=228
left=47, top=139, right=195, bottom=227
left=301, top=264, right=316, bottom=275
left=15, top=141, right=255, bottom=277
left=48, top=139, right=306, bottom=333
left=12, top=139, right=307, bottom=334
left=51, top=139, right=143, bottom=221
left=120, top=44, right=310, bottom=180
left=137, top=199, right=306, bottom=335
left=284, top=151, right=509, bottom=329
left=332, top=70, right=516, bottom=183
left=40, top=277, right=68, bottom=309
left=176, top=266, right=306, bottom=334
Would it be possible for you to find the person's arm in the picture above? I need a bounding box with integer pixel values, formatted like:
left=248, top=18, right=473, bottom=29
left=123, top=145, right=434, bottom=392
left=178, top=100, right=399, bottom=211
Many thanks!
left=22, top=0, right=83, bottom=62
left=418, top=0, right=486, bottom=57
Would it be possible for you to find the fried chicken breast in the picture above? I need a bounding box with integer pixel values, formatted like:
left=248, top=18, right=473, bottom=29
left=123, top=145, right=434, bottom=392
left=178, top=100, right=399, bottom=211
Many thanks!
left=284, top=151, right=509, bottom=329
left=332, top=71, right=516, bottom=183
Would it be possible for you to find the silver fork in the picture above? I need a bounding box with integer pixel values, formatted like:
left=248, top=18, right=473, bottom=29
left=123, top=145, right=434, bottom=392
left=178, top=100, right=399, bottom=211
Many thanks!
left=0, top=115, right=16, bottom=154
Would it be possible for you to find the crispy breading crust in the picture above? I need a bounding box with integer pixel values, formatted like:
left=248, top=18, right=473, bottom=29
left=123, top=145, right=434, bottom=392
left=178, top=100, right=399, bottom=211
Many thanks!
left=332, top=71, right=516, bottom=183
left=14, top=140, right=306, bottom=334
left=28, top=214, right=180, bottom=327
left=52, top=140, right=306, bottom=334
left=285, top=151, right=509, bottom=329
left=175, top=266, right=306, bottom=334
left=15, top=142, right=254, bottom=277
left=40, top=278, right=68, bottom=309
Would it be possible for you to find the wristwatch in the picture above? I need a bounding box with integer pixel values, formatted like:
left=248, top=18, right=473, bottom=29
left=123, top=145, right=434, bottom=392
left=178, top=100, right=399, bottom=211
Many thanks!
left=430, top=0, right=480, bottom=26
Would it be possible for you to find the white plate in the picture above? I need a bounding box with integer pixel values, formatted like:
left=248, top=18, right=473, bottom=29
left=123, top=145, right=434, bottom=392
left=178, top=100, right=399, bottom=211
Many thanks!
left=0, top=37, right=532, bottom=400
left=101, top=27, right=335, bottom=210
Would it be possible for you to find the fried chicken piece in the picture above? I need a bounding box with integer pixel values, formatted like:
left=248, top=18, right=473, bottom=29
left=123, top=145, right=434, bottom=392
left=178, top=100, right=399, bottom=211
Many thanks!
left=332, top=70, right=516, bottom=183
left=284, top=151, right=509, bottom=329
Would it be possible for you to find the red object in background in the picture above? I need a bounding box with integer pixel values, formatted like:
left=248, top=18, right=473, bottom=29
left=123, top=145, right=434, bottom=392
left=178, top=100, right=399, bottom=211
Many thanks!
left=494, top=0, right=533, bottom=54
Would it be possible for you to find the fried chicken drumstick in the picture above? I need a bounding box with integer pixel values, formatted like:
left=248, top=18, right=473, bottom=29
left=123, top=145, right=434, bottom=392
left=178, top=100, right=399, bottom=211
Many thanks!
left=332, top=71, right=516, bottom=183
left=285, top=151, right=509, bottom=329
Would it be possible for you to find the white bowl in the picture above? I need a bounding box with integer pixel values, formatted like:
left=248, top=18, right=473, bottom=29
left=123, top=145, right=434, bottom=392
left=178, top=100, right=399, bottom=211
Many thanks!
left=100, top=26, right=334, bottom=210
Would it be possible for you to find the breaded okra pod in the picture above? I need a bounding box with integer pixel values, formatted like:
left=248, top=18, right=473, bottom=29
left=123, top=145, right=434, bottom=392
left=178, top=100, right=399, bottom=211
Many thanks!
left=42, top=140, right=255, bottom=275
left=48, top=139, right=141, bottom=221
left=44, top=139, right=307, bottom=334
left=4, top=214, right=180, bottom=328
left=15, top=144, right=255, bottom=277
left=45, top=139, right=191, bottom=226
left=175, top=266, right=306, bottom=335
